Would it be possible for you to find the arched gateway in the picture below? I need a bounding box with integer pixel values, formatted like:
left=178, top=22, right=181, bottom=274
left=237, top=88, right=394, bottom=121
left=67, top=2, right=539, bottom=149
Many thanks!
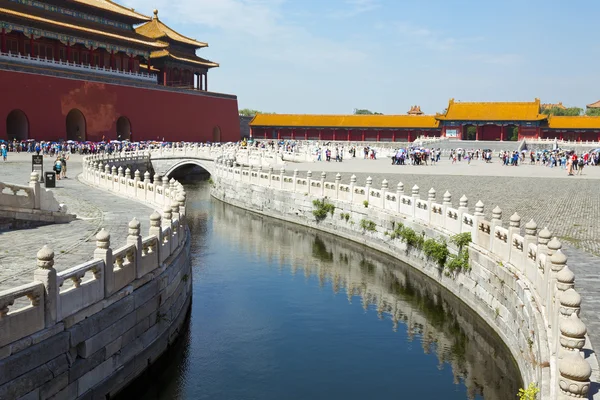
left=66, top=109, right=86, bottom=141
left=6, top=110, right=29, bottom=141
left=116, top=116, right=132, bottom=141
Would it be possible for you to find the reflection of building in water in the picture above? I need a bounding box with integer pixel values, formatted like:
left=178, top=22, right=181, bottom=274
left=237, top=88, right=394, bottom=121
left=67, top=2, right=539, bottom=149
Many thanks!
left=211, top=201, right=522, bottom=400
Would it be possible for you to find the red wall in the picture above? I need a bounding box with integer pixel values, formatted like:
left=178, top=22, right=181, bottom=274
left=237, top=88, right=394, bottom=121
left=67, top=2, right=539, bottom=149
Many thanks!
left=0, top=70, right=240, bottom=142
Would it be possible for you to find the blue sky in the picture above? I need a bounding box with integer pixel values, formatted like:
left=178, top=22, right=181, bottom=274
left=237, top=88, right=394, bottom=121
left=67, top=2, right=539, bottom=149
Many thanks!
left=122, top=0, right=600, bottom=115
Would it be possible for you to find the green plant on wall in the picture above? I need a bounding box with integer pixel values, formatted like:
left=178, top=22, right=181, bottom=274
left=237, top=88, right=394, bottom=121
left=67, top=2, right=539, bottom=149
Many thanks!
left=445, top=233, right=472, bottom=275
left=312, top=198, right=335, bottom=222
left=422, top=238, right=449, bottom=267
left=517, top=383, right=539, bottom=400
left=363, top=200, right=369, bottom=208
left=360, top=219, right=377, bottom=232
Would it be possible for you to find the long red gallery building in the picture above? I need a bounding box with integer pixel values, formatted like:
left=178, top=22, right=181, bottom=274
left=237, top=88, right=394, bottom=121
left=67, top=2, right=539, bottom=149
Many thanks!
left=0, top=0, right=240, bottom=142
left=250, top=99, right=600, bottom=142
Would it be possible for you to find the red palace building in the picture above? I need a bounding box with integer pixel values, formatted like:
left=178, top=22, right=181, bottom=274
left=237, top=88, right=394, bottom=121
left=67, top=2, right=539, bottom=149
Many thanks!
left=251, top=98, right=600, bottom=142
left=0, top=0, right=240, bottom=142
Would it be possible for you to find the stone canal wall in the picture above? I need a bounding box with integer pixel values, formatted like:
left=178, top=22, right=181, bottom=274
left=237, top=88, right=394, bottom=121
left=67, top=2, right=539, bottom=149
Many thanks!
left=0, top=155, right=191, bottom=399
left=211, top=158, right=595, bottom=400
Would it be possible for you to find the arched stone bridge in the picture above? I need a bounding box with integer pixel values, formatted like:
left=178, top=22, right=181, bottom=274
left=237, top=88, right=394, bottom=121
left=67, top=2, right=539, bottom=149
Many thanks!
left=147, top=145, right=308, bottom=177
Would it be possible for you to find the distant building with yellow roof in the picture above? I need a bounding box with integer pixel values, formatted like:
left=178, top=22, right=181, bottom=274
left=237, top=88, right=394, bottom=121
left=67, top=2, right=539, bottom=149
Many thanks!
left=251, top=98, right=600, bottom=142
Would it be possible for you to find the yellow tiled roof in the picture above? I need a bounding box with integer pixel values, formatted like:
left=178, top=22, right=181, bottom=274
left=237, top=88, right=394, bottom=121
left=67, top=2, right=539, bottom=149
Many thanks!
left=586, top=100, right=600, bottom=109
left=135, top=10, right=207, bottom=48
left=250, top=114, right=440, bottom=129
left=150, top=49, right=218, bottom=67
left=436, top=98, right=547, bottom=121
left=547, top=116, right=600, bottom=129
left=70, top=0, right=151, bottom=22
left=0, top=6, right=166, bottom=48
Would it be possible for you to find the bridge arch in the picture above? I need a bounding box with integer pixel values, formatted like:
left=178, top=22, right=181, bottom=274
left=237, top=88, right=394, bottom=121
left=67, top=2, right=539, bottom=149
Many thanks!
left=161, top=159, right=214, bottom=179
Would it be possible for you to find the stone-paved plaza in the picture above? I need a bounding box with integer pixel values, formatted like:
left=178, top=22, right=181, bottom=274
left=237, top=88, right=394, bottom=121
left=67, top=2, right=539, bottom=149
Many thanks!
left=0, top=153, right=153, bottom=292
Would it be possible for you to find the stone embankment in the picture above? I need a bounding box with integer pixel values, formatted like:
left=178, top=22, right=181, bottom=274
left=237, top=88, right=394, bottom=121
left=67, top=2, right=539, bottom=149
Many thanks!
left=211, top=157, right=597, bottom=399
left=0, top=154, right=191, bottom=399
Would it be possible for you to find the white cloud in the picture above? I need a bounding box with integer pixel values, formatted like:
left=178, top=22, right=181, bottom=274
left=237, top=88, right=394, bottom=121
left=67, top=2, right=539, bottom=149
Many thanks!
left=122, top=0, right=368, bottom=70
left=330, top=0, right=380, bottom=19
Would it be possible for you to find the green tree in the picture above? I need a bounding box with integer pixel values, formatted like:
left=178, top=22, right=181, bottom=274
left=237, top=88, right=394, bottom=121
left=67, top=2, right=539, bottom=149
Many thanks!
left=353, top=108, right=383, bottom=115
left=586, top=108, right=600, bottom=116
left=541, top=107, right=582, bottom=116
left=239, top=108, right=260, bottom=117
left=239, top=109, right=276, bottom=117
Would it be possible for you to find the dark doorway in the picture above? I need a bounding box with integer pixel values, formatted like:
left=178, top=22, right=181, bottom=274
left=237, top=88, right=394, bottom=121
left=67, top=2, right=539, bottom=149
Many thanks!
left=212, top=126, right=221, bottom=142
left=6, top=109, right=29, bottom=141
left=66, top=109, right=86, bottom=141
left=506, top=125, right=519, bottom=141
left=117, top=116, right=132, bottom=141
left=463, top=124, right=476, bottom=140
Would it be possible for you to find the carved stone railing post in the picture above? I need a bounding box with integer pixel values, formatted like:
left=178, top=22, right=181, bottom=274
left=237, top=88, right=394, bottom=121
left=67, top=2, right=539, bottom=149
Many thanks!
left=349, top=174, right=356, bottom=202
left=335, top=173, right=341, bottom=200
left=306, top=170, right=312, bottom=194
left=177, top=192, right=186, bottom=220
left=125, top=167, right=131, bottom=181
left=396, top=182, right=405, bottom=213
left=280, top=167, right=285, bottom=189
left=381, top=179, right=389, bottom=209
left=489, top=206, right=502, bottom=252
left=320, top=172, right=326, bottom=197
left=161, top=176, right=170, bottom=204
left=268, top=166, right=274, bottom=187
left=33, top=245, right=57, bottom=327
left=549, top=249, right=567, bottom=332
left=162, top=204, right=173, bottom=256
left=94, top=229, right=113, bottom=297
left=126, top=218, right=142, bottom=278
left=149, top=211, right=163, bottom=263
left=558, top=348, right=591, bottom=399
left=293, top=169, right=298, bottom=192
left=365, top=176, right=372, bottom=204
left=104, top=165, right=111, bottom=188
left=29, top=172, right=40, bottom=209
left=523, top=219, right=538, bottom=283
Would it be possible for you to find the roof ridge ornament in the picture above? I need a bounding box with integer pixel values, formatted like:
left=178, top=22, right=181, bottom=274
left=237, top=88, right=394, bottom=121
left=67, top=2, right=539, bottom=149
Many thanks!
left=153, top=9, right=159, bottom=19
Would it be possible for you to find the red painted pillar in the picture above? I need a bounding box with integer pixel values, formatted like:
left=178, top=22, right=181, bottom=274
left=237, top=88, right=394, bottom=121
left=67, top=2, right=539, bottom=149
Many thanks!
left=500, top=125, right=505, bottom=141
left=347, top=129, right=351, bottom=141
left=304, top=129, right=308, bottom=140
left=377, top=130, right=381, bottom=142
left=332, top=129, right=336, bottom=141
left=90, top=48, right=95, bottom=66
left=318, top=129, right=322, bottom=141
left=147, top=57, right=151, bottom=73
left=361, top=130, right=365, bottom=141
left=66, top=41, right=71, bottom=62
left=392, top=130, right=396, bottom=142
left=475, top=125, right=481, bottom=141
left=29, top=34, right=34, bottom=57
left=204, top=74, right=208, bottom=91
left=53, top=42, right=58, bottom=61
left=163, top=68, right=167, bottom=86
left=1, top=29, right=6, bottom=53
left=128, top=55, right=133, bottom=72
left=291, top=129, right=295, bottom=140
left=277, top=129, right=281, bottom=140
left=263, top=129, right=267, bottom=139
left=110, top=50, right=114, bottom=70
left=408, top=130, right=413, bottom=142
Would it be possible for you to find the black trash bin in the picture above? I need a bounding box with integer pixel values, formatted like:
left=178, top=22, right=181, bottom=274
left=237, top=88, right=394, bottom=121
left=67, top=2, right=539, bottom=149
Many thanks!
left=45, top=172, right=56, bottom=188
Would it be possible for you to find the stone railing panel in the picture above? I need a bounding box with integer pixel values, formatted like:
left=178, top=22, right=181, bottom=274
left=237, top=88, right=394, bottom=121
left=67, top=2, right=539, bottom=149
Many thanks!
left=138, top=236, right=160, bottom=278
left=0, top=282, right=45, bottom=347
left=0, top=182, right=34, bottom=209
left=57, top=259, right=104, bottom=321
left=108, top=244, right=137, bottom=296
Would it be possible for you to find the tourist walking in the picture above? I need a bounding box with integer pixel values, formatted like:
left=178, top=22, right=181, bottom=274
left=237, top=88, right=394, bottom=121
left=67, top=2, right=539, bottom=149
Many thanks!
left=1, top=144, right=7, bottom=161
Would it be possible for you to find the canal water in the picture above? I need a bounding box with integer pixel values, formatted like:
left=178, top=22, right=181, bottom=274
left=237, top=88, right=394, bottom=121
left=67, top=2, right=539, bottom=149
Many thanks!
left=119, top=181, right=522, bottom=400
